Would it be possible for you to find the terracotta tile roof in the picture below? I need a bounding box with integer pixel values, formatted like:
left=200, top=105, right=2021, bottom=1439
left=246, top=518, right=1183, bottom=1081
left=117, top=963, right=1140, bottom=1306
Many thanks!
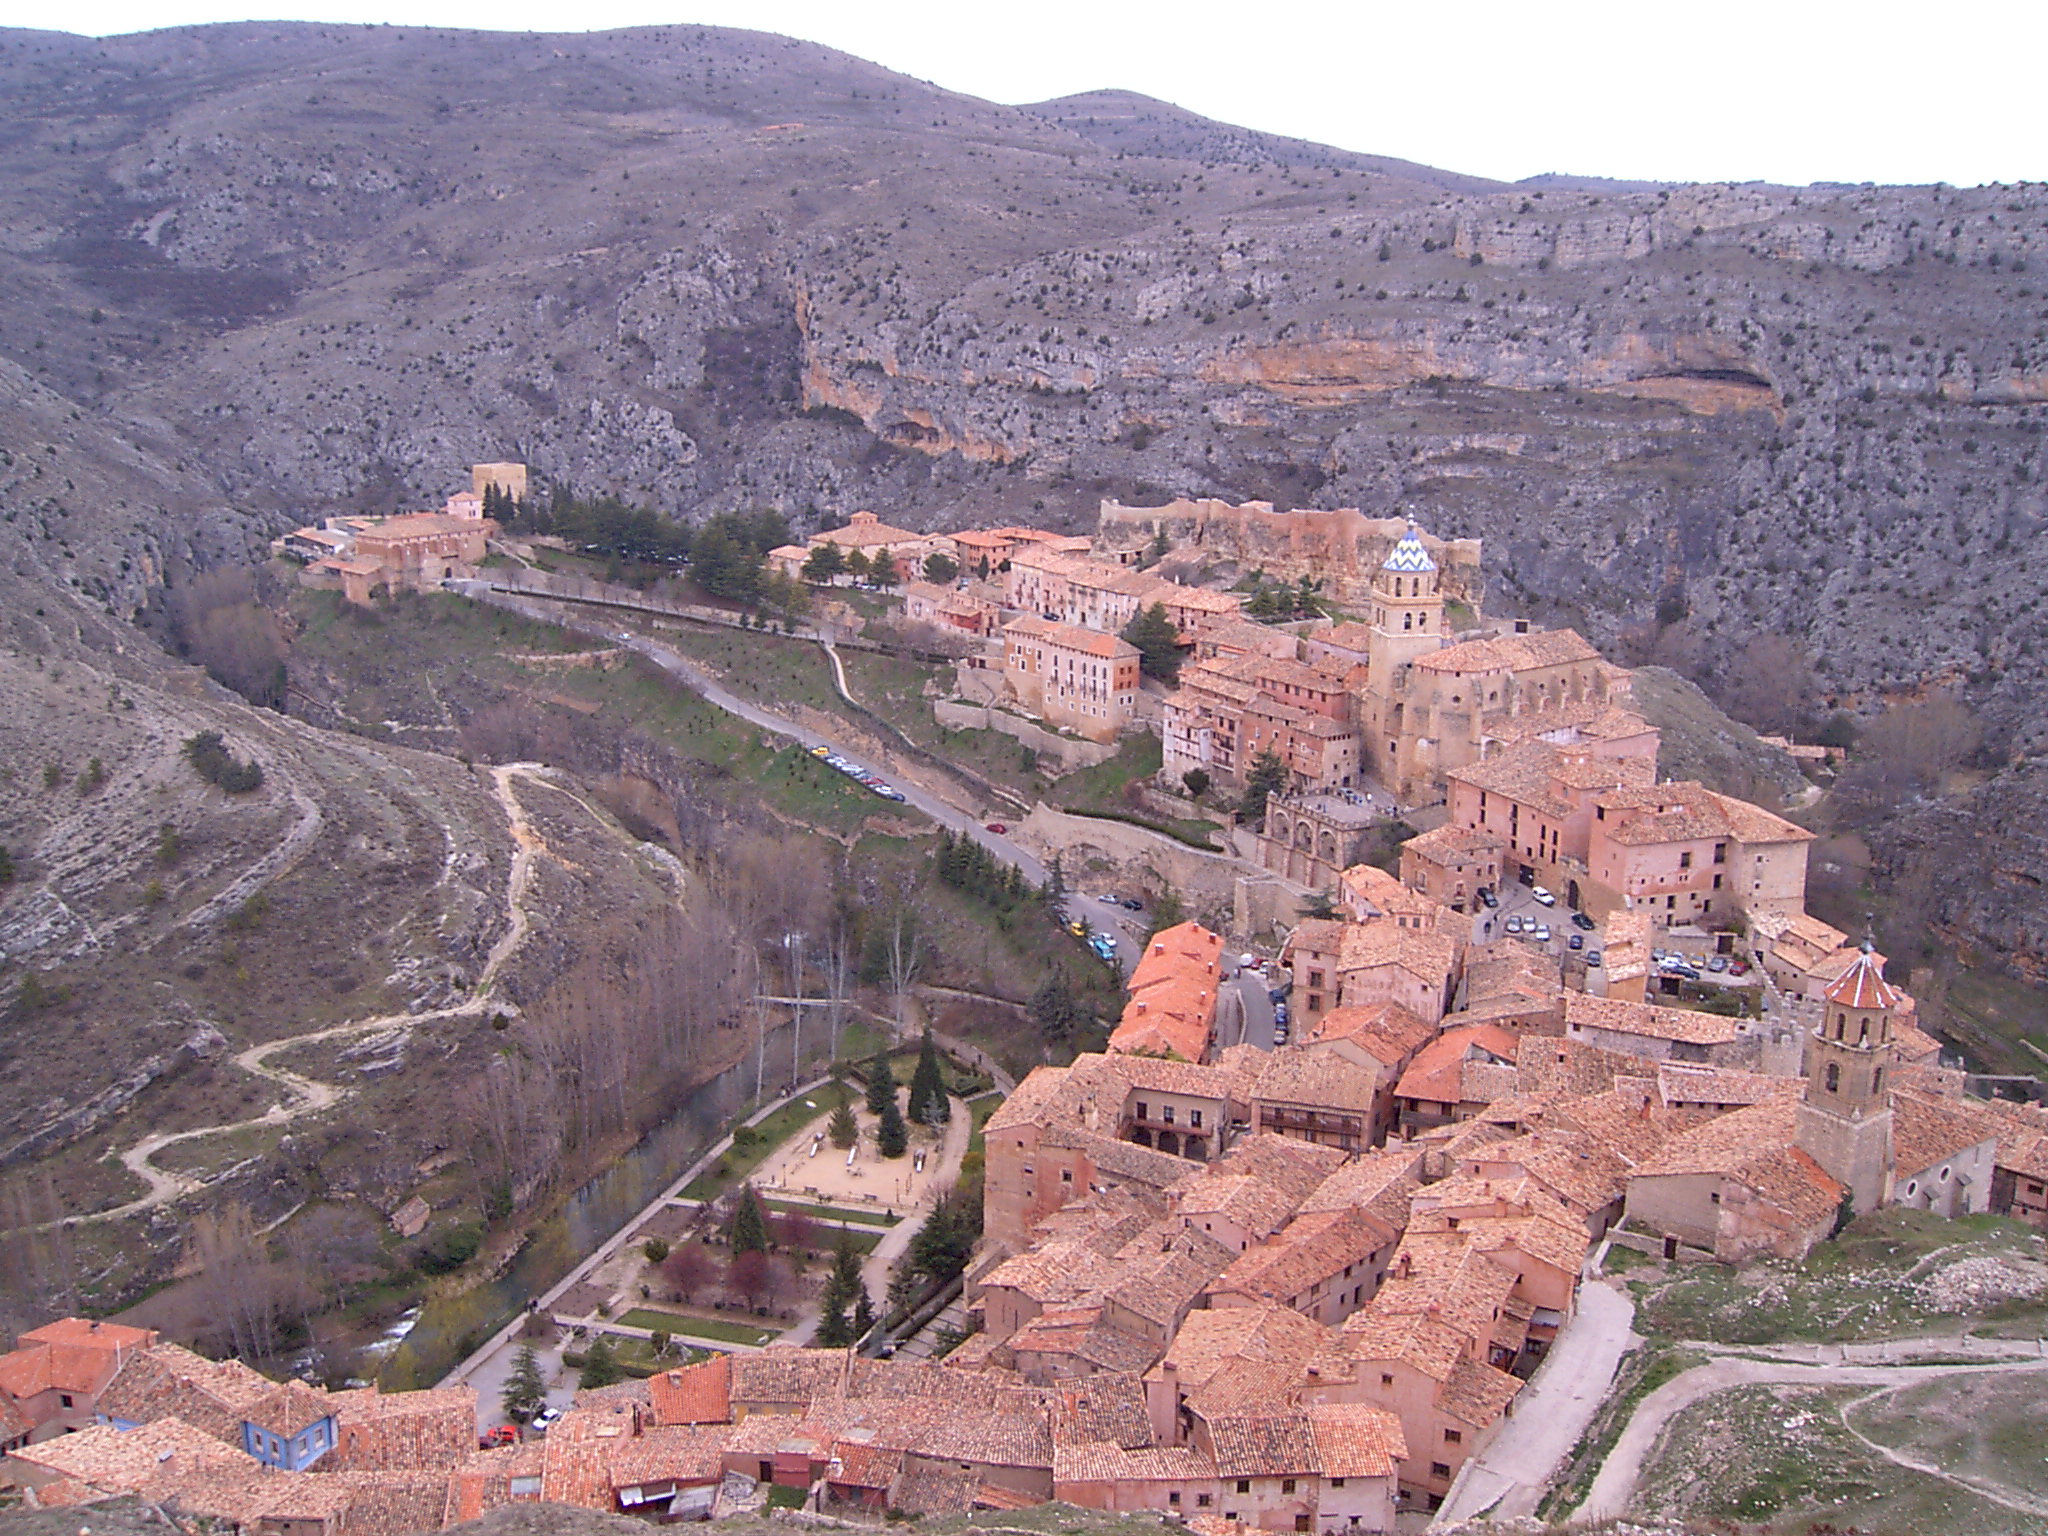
left=1824, top=947, right=1905, bottom=1010
left=1112, top=924, right=1226, bottom=1062
left=598, top=1423, right=733, bottom=1488
left=1400, top=822, right=1507, bottom=861
left=1890, top=1091, right=1998, bottom=1180
left=1306, top=1402, right=1406, bottom=1478
left=826, top=1437, right=904, bottom=1490
left=96, top=1342, right=276, bottom=1441
left=1451, top=1130, right=1630, bottom=1218
left=1654, top=1063, right=1802, bottom=1109
left=649, top=1355, right=731, bottom=1425
left=1003, top=613, right=1140, bottom=661
left=1306, top=1002, right=1437, bottom=1071
left=244, top=1379, right=336, bottom=1437
left=328, top=1384, right=476, bottom=1471
left=1335, top=1310, right=1471, bottom=1386
left=0, top=1319, right=156, bottom=1403
left=1007, top=1311, right=1162, bottom=1375
left=1411, top=628, right=1600, bottom=675
left=1254, top=1049, right=1381, bottom=1114
left=1054, top=1439, right=1216, bottom=1485
left=1593, top=783, right=1814, bottom=848
left=1209, top=1207, right=1396, bottom=1306
left=1298, top=1150, right=1425, bottom=1226
left=1565, top=991, right=1740, bottom=1047
left=1151, top=1304, right=1333, bottom=1399
left=730, top=1349, right=848, bottom=1410
left=1633, top=1098, right=1805, bottom=1180
left=1052, top=1373, right=1154, bottom=1451
left=1204, top=1409, right=1321, bottom=1479
left=1395, top=1024, right=1521, bottom=1105
left=12, top=1416, right=244, bottom=1492
left=1437, top=1357, right=1524, bottom=1427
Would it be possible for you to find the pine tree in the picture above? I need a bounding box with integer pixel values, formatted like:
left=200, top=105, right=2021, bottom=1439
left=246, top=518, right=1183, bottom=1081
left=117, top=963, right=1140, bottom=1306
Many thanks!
left=1042, top=852, right=1067, bottom=912
left=727, top=1183, right=770, bottom=1255
left=501, top=1344, right=546, bottom=1424
left=1121, top=601, right=1182, bottom=683
left=853, top=1287, right=875, bottom=1340
left=1239, top=748, right=1289, bottom=826
left=579, top=1334, right=622, bottom=1390
left=829, top=1097, right=858, bottom=1150
left=865, top=1051, right=895, bottom=1117
left=875, top=1093, right=909, bottom=1158
left=1030, top=975, right=1082, bottom=1042
left=815, top=1296, right=853, bottom=1348
left=908, top=1030, right=950, bottom=1126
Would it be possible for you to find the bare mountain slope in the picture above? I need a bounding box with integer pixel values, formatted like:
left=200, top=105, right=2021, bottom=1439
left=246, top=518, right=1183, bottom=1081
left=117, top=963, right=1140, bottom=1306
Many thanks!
left=0, top=21, right=2044, bottom=990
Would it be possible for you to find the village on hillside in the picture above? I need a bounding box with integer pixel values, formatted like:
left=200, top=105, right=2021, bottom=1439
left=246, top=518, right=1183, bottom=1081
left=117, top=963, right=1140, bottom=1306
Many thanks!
left=26, top=486, right=2046, bottom=1534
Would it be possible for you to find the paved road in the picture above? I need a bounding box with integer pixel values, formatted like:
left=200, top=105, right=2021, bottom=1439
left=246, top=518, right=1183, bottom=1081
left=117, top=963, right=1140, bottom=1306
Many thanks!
left=1434, top=1279, right=1639, bottom=1524
left=1576, top=1351, right=2048, bottom=1523
left=465, top=586, right=1145, bottom=976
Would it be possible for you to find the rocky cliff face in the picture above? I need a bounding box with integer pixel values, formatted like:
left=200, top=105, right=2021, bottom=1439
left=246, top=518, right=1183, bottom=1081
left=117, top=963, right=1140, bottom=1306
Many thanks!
left=0, top=22, right=2045, bottom=975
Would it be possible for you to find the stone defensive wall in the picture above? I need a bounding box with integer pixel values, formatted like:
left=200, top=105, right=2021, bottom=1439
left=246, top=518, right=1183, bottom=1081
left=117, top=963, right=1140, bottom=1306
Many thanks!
left=1093, top=496, right=1484, bottom=607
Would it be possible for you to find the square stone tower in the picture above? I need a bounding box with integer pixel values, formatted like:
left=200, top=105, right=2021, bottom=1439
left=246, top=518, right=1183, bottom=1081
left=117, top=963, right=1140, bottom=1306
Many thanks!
left=1794, top=946, right=1900, bottom=1217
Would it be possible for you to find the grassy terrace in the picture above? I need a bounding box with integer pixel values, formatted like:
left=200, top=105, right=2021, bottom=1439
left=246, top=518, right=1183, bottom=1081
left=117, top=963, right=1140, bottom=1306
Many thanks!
left=613, top=1308, right=779, bottom=1347
left=766, top=1199, right=900, bottom=1229
left=1630, top=1209, right=2048, bottom=1345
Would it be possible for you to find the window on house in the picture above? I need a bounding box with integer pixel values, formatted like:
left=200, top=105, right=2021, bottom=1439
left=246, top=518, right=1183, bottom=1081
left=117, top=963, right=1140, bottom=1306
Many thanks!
left=1444, top=1429, right=1463, bottom=1445
left=1295, top=1517, right=1311, bottom=1533
left=1282, top=1478, right=1297, bottom=1494
left=1679, top=850, right=1692, bottom=870
left=1330, top=1478, right=1346, bottom=1488
left=1197, top=1495, right=1212, bottom=1509
left=1162, top=1105, right=1175, bottom=1124
left=59, top=1394, right=72, bottom=1409
left=1431, top=1462, right=1452, bottom=1480
left=1237, top=1480, right=1252, bottom=1494
left=1826, top=1063, right=1840, bottom=1092
left=1380, top=1372, right=1394, bottom=1387
left=1169, top=1492, right=1181, bottom=1506
left=1136, top=1101, right=1149, bottom=1120
left=1061, top=1170, right=1072, bottom=1183
left=1190, top=1110, right=1203, bottom=1128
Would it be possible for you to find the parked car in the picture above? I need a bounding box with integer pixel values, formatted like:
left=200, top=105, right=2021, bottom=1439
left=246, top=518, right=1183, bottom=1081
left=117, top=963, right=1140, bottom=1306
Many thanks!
left=1090, top=936, right=1118, bottom=961
left=1532, top=924, right=1552, bottom=944
left=1477, top=889, right=1499, bottom=909
left=1568, top=934, right=1584, bottom=950
left=809, top=745, right=831, bottom=758
left=1099, top=893, right=1123, bottom=905
left=1586, top=952, right=1602, bottom=967
left=1531, top=886, right=1557, bottom=907
left=1708, top=955, right=1729, bottom=973
left=1572, top=912, right=1596, bottom=931
left=1505, top=915, right=1525, bottom=934
left=873, top=786, right=906, bottom=802
left=1273, top=1026, right=1290, bottom=1046
left=1066, top=920, right=1088, bottom=938
left=480, top=1425, right=518, bottom=1449
left=1730, top=960, right=1750, bottom=976
left=985, top=823, right=1007, bottom=834
left=1662, top=963, right=1702, bottom=981
left=1273, top=1002, right=1290, bottom=1026
left=530, top=1408, right=562, bottom=1436
left=1122, top=898, right=1144, bottom=911
left=1240, top=954, right=1259, bottom=969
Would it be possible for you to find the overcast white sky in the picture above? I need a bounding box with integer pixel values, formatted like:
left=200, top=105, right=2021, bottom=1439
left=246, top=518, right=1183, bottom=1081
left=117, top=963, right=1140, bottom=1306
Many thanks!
left=17, top=0, right=2045, bottom=187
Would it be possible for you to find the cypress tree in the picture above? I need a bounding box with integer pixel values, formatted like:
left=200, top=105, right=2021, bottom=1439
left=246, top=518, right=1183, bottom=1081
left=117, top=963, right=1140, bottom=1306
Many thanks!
left=908, top=1030, right=950, bottom=1126
left=727, top=1183, right=770, bottom=1255
left=865, top=1050, right=894, bottom=1117
left=875, top=1093, right=909, bottom=1158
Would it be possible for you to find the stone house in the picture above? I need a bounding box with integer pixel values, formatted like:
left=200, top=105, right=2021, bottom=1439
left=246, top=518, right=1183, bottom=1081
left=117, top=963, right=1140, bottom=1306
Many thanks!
left=1001, top=615, right=1140, bottom=744
left=1398, top=824, right=1504, bottom=913
left=0, top=1318, right=157, bottom=1446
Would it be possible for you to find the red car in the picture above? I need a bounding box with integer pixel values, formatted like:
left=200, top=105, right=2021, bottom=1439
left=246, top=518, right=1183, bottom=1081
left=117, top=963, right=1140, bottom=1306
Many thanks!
left=479, top=1425, right=518, bottom=1448
left=985, top=823, right=1007, bottom=834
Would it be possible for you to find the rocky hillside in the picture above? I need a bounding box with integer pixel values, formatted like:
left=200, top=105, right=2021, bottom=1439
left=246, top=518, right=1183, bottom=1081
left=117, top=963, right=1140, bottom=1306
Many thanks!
left=0, top=22, right=2045, bottom=970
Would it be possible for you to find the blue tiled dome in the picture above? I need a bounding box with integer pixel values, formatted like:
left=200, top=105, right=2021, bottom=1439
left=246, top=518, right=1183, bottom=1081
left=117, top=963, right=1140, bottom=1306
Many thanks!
left=1383, top=524, right=1436, bottom=574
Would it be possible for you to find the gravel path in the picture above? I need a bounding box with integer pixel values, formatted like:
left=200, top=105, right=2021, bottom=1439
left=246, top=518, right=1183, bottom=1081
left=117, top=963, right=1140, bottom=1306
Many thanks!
left=1577, top=1351, right=2048, bottom=1522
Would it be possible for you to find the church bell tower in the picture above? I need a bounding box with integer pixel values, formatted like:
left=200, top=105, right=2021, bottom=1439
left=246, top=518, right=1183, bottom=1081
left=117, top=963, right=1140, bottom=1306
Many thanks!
left=1795, top=945, right=1900, bottom=1216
